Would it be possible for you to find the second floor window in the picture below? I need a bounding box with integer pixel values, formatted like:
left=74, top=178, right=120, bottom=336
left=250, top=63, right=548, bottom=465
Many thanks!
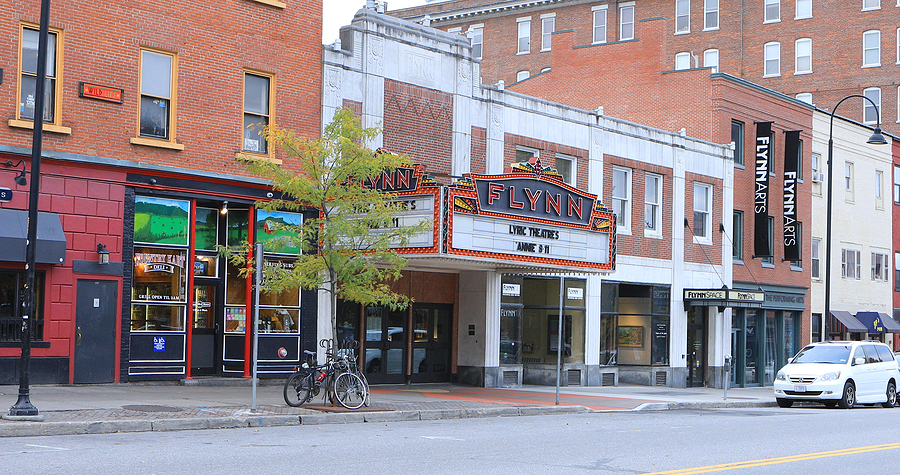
left=872, top=252, right=888, bottom=281
left=469, top=26, right=483, bottom=59
left=555, top=154, right=574, bottom=185
left=676, top=0, right=690, bottom=33
left=894, top=166, right=900, bottom=204
left=863, top=30, right=880, bottom=67
left=592, top=7, right=608, bottom=44
left=517, top=18, right=531, bottom=54
left=645, top=174, right=662, bottom=234
left=863, top=87, right=881, bottom=124
left=693, top=183, right=712, bottom=240
left=764, top=42, right=780, bottom=76
left=612, top=167, right=632, bottom=233
left=811, top=238, right=820, bottom=279
left=620, top=4, right=635, bottom=40
left=764, top=0, right=780, bottom=22
left=675, top=52, right=691, bottom=70
left=731, top=119, right=744, bottom=165
left=18, top=25, right=60, bottom=124
left=139, top=49, right=175, bottom=140
left=795, top=38, right=812, bottom=73
left=863, top=0, right=880, bottom=10
left=795, top=0, right=812, bottom=18
left=842, top=249, right=860, bottom=279
left=704, top=49, right=719, bottom=72
left=541, top=15, right=555, bottom=51
left=243, top=72, right=272, bottom=155
left=704, top=0, right=719, bottom=29
left=733, top=211, right=743, bottom=260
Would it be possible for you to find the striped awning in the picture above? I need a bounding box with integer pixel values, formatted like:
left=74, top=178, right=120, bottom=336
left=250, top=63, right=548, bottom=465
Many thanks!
left=829, top=310, right=867, bottom=333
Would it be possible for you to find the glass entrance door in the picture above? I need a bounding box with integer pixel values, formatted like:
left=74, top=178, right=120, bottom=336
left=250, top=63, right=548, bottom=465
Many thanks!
left=687, top=307, right=706, bottom=387
left=410, top=304, right=452, bottom=383
left=191, top=282, right=221, bottom=375
left=364, top=306, right=407, bottom=384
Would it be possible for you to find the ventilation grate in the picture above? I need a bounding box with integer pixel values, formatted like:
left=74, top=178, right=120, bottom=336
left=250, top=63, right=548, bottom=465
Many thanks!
left=567, top=369, right=581, bottom=386
left=601, top=372, right=616, bottom=386
left=502, top=371, right=518, bottom=387
left=655, top=371, right=667, bottom=386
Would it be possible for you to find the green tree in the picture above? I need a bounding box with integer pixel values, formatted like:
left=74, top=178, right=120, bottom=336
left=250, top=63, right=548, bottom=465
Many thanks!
left=234, top=108, right=431, bottom=342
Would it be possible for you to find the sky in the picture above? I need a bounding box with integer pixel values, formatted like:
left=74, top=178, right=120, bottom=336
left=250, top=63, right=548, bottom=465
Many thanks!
left=323, top=0, right=428, bottom=43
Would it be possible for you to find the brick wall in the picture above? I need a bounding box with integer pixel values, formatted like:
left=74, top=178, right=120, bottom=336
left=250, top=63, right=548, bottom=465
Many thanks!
left=383, top=79, right=454, bottom=176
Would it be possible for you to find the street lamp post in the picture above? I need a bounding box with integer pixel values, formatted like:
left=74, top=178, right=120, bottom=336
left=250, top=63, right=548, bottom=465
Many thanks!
left=824, top=95, right=888, bottom=341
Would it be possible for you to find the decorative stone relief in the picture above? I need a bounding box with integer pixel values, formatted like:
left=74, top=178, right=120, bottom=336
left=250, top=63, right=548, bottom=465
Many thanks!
left=457, top=60, right=471, bottom=95
left=367, top=36, right=384, bottom=76
left=324, top=66, right=342, bottom=107
left=399, top=45, right=438, bottom=88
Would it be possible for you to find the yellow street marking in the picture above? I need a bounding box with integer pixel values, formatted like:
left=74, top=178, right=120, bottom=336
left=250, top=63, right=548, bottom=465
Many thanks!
left=643, top=442, right=900, bottom=474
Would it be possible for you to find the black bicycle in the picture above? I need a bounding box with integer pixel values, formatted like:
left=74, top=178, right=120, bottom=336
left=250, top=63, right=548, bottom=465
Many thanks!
left=283, top=342, right=368, bottom=409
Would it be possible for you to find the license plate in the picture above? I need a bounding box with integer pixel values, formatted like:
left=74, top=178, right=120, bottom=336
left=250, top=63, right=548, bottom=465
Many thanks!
left=793, top=385, right=807, bottom=393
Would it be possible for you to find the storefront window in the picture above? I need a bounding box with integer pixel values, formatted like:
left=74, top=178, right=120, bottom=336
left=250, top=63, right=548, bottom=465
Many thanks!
left=765, top=311, right=776, bottom=384
left=131, top=247, right=188, bottom=331
left=134, top=197, right=190, bottom=245
left=194, top=207, right=219, bottom=251
left=256, top=210, right=302, bottom=255
left=519, top=278, right=586, bottom=364
left=745, top=310, right=759, bottom=384
left=0, top=271, right=44, bottom=342
left=258, top=257, right=300, bottom=333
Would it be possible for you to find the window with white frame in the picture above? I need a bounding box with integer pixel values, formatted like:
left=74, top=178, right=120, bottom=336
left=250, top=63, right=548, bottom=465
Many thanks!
left=592, top=6, right=608, bottom=44
left=845, top=161, right=855, bottom=201
left=704, top=49, right=719, bottom=72
left=612, top=167, right=632, bottom=233
left=555, top=154, right=574, bottom=185
left=863, top=0, right=880, bottom=10
left=842, top=249, right=861, bottom=279
left=796, top=92, right=812, bottom=104
left=897, top=28, right=899, bottom=65
left=242, top=71, right=272, bottom=155
left=705, top=0, right=719, bottom=29
left=468, top=25, right=483, bottom=59
left=693, top=183, right=712, bottom=240
left=645, top=173, right=662, bottom=234
left=863, top=30, right=880, bottom=67
left=795, top=0, right=812, bottom=18
left=811, top=153, right=822, bottom=194
left=516, top=70, right=530, bottom=82
left=517, top=18, right=531, bottom=54
left=541, top=14, right=555, bottom=51
left=764, top=42, right=780, bottom=76
left=676, top=0, right=690, bottom=33
left=894, top=165, right=900, bottom=204
left=795, top=38, right=812, bottom=73
left=811, top=238, right=820, bottom=279
left=516, top=147, right=538, bottom=164
left=620, top=3, right=635, bottom=40
left=896, top=252, right=900, bottom=291
left=675, top=52, right=692, bottom=70
left=876, top=170, right=885, bottom=208
left=138, top=49, right=176, bottom=142
left=764, top=0, right=780, bottom=22
left=872, top=252, right=889, bottom=281
left=863, top=87, right=881, bottom=124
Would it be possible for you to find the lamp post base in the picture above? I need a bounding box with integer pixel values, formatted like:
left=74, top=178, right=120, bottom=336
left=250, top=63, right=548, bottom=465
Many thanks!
left=6, top=394, right=41, bottom=420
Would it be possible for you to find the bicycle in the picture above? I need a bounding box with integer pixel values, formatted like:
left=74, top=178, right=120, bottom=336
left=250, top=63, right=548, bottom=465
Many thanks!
left=283, top=340, right=368, bottom=409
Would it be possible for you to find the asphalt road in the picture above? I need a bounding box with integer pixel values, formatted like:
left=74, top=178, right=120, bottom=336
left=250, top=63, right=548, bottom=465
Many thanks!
left=2, top=405, right=898, bottom=474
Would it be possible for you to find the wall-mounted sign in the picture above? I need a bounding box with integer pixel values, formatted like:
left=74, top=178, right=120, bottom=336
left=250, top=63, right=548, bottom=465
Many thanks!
left=567, top=287, right=584, bottom=300
left=683, top=288, right=765, bottom=308
left=79, top=81, right=124, bottom=103
left=782, top=130, right=801, bottom=261
left=754, top=121, right=773, bottom=258
left=0, top=187, right=11, bottom=203
left=502, top=283, right=521, bottom=296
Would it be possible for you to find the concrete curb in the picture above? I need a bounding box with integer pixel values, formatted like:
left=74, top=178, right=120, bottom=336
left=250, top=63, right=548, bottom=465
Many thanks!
left=0, top=401, right=776, bottom=437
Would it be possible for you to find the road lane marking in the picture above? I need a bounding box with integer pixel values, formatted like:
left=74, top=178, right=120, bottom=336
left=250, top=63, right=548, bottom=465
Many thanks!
left=643, top=442, right=900, bottom=474
left=24, top=444, right=70, bottom=451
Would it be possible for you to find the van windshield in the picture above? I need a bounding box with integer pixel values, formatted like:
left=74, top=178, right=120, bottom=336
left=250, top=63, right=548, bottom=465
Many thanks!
left=791, top=345, right=851, bottom=364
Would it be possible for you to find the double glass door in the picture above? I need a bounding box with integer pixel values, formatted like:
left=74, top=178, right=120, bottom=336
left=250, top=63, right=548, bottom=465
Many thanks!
left=363, top=303, right=452, bottom=384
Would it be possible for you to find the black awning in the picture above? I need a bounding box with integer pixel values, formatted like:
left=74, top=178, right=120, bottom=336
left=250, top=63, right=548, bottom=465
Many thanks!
left=829, top=310, right=867, bottom=333
left=0, top=208, right=67, bottom=264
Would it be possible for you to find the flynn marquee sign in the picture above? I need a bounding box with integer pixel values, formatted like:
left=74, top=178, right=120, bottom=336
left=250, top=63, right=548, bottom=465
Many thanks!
left=367, top=159, right=616, bottom=271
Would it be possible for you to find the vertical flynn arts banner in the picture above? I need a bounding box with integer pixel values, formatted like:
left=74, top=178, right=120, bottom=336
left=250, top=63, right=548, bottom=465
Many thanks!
left=754, top=122, right=773, bottom=258
left=782, top=130, right=801, bottom=262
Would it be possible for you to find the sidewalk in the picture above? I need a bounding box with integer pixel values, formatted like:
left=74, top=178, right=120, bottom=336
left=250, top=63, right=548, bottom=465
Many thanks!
left=0, top=380, right=776, bottom=438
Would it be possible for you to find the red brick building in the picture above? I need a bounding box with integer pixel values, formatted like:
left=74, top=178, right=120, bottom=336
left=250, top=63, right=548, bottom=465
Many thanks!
left=0, top=0, right=322, bottom=384
left=394, top=0, right=900, bottom=137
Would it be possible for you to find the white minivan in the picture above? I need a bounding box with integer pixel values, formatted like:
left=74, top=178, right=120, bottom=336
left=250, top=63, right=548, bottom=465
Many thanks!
left=773, top=341, right=899, bottom=409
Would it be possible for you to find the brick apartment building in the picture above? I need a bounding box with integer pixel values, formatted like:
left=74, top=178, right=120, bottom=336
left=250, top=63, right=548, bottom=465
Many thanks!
left=394, top=0, right=900, bottom=138
left=0, top=0, right=322, bottom=384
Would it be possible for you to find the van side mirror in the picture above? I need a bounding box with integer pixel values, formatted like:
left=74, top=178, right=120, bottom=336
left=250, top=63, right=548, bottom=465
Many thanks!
left=853, top=357, right=866, bottom=366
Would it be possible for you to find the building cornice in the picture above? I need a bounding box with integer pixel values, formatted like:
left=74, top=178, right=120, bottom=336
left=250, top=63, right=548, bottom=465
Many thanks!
left=397, top=0, right=585, bottom=24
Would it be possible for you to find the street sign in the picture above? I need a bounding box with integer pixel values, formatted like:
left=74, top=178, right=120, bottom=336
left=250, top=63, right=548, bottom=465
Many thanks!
left=0, top=187, right=11, bottom=202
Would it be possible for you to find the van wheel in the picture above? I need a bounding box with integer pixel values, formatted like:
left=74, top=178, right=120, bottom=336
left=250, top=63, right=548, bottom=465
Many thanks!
left=882, top=381, right=897, bottom=408
left=776, top=398, right=793, bottom=408
left=838, top=381, right=856, bottom=409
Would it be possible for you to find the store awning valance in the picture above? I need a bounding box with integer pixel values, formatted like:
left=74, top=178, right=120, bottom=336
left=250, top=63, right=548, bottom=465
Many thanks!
left=0, top=208, right=67, bottom=264
left=855, top=311, right=900, bottom=333
left=829, top=310, right=867, bottom=333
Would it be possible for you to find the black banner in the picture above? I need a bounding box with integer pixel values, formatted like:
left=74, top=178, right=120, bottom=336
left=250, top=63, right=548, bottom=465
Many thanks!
left=754, top=122, right=773, bottom=258
left=783, top=130, right=801, bottom=261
